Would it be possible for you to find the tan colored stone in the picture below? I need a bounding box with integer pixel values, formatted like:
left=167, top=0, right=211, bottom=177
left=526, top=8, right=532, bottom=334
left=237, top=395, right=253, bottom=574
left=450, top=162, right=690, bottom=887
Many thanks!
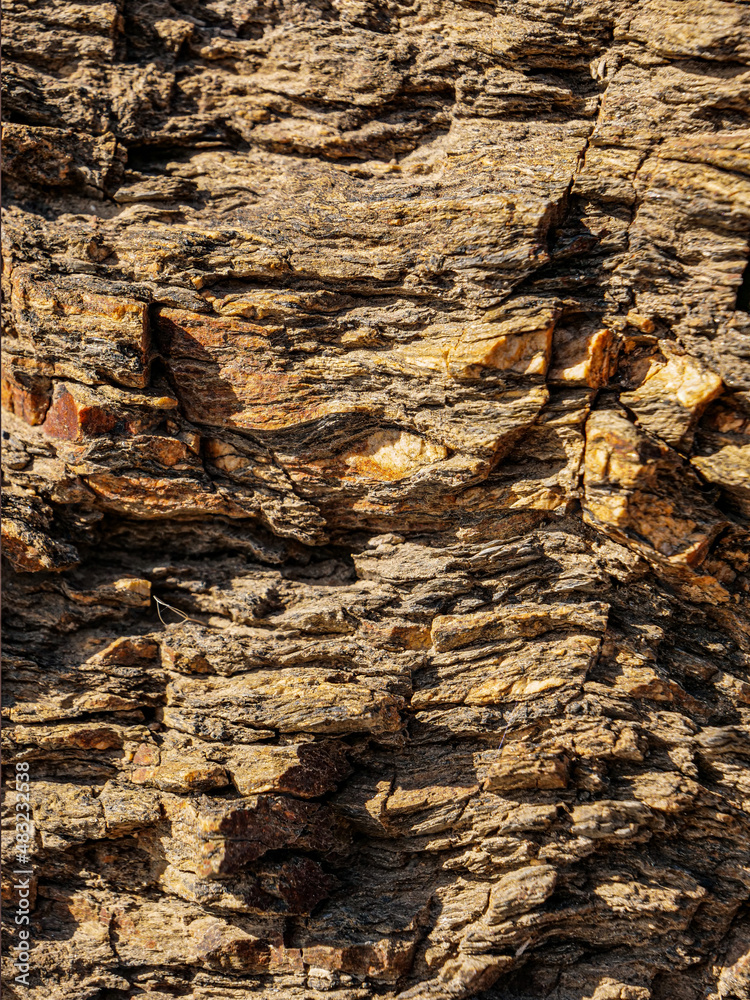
left=549, top=325, right=617, bottom=388
left=621, top=343, right=723, bottom=447
left=446, top=307, right=558, bottom=380
left=480, top=746, right=570, bottom=792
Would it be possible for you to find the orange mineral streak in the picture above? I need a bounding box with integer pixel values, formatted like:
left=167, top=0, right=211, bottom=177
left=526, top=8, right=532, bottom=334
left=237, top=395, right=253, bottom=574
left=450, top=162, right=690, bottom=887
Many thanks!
left=1, top=373, right=51, bottom=425
left=43, top=387, right=118, bottom=441
left=159, top=307, right=324, bottom=428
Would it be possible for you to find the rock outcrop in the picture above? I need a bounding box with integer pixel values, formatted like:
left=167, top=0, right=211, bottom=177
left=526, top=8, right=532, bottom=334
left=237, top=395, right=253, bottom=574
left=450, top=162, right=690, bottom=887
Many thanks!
left=2, top=1, right=750, bottom=998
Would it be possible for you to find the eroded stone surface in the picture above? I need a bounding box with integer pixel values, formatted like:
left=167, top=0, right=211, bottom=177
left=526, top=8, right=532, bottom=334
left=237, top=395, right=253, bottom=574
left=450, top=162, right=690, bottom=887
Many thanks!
left=2, top=1, right=750, bottom=999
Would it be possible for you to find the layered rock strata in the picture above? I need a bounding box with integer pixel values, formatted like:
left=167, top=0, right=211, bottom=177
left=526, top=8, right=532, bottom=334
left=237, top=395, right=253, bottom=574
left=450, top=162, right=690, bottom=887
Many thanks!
left=2, top=1, right=750, bottom=998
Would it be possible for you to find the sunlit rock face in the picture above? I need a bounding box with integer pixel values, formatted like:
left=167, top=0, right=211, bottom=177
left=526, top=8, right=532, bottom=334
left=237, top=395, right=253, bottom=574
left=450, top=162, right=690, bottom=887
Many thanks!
left=2, top=1, right=750, bottom=998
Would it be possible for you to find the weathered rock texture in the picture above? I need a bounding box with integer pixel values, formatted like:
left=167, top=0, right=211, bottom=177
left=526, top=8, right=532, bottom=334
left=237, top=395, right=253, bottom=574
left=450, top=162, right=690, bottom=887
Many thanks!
left=3, top=1, right=750, bottom=998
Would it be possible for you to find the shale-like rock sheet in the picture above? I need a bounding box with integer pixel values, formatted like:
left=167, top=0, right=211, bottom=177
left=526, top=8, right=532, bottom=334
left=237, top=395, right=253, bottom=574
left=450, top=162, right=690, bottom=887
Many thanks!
left=3, top=2, right=750, bottom=998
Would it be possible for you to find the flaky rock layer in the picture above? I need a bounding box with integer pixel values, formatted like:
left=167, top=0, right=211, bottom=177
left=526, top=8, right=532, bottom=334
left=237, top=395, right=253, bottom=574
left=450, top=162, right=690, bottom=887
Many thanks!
left=2, top=2, right=750, bottom=999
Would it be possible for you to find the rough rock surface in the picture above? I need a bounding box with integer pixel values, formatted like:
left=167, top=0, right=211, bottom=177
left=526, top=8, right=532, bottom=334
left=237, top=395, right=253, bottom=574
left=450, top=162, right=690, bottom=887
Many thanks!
left=2, top=1, right=750, bottom=999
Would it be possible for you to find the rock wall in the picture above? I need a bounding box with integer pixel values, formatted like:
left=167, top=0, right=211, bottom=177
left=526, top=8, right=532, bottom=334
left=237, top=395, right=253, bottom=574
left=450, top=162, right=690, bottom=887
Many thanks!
left=2, top=1, right=750, bottom=998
